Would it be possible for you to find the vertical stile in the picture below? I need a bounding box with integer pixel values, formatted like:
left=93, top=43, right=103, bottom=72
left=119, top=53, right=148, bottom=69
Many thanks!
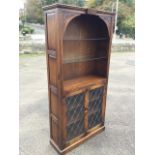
left=62, top=98, right=67, bottom=146
left=84, top=90, right=89, bottom=132
left=101, top=86, right=106, bottom=125
left=57, top=10, right=64, bottom=149
left=44, top=12, right=53, bottom=139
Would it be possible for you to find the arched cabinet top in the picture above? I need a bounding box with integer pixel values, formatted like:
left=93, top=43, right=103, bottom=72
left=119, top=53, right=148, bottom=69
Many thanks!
left=62, top=13, right=112, bottom=39
left=43, top=3, right=115, bottom=38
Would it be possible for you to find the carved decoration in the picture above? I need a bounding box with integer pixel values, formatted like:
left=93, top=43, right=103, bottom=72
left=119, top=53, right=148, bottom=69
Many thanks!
left=99, top=15, right=112, bottom=35
left=62, top=10, right=82, bottom=34
left=63, top=11, right=81, bottom=22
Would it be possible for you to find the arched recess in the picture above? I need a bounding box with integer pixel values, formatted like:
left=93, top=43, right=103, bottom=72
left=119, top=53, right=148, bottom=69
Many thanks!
left=63, top=14, right=110, bottom=81
left=63, top=14, right=110, bottom=38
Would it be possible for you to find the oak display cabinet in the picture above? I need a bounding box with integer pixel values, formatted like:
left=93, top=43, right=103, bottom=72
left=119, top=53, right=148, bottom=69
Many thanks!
left=43, top=3, right=115, bottom=155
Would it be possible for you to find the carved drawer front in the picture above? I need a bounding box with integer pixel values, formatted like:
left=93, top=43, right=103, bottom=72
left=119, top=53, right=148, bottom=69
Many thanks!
left=65, top=93, right=85, bottom=141
left=88, top=87, right=104, bottom=129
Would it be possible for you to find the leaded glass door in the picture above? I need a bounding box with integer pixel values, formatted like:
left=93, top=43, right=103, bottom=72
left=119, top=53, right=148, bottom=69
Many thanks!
left=65, top=85, right=105, bottom=142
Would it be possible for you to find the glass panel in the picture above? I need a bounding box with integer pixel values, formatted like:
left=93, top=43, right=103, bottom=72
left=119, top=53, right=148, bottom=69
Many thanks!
left=88, top=111, right=102, bottom=129
left=88, top=87, right=104, bottom=129
left=66, top=93, right=85, bottom=141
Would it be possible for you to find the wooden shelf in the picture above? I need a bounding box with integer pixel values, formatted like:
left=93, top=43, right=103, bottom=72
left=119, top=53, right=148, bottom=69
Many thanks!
left=63, top=75, right=107, bottom=96
left=63, top=56, right=107, bottom=64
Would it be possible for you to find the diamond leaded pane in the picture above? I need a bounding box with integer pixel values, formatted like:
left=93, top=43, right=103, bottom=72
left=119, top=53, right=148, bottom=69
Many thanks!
left=88, top=98, right=102, bottom=112
left=66, top=118, right=85, bottom=141
left=66, top=93, right=85, bottom=141
left=88, top=111, right=102, bottom=129
left=89, top=87, right=103, bottom=101
left=88, top=87, right=104, bottom=129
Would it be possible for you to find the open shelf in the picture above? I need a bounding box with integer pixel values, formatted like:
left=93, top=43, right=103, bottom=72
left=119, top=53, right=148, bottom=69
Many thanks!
left=63, top=75, right=107, bottom=95
left=63, top=15, right=109, bottom=82
left=63, top=56, right=107, bottom=64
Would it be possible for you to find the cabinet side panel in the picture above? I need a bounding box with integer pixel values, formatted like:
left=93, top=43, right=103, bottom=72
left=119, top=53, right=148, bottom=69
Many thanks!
left=47, top=12, right=56, bottom=49
left=49, top=58, right=57, bottom=86
left=46, top=10, right=60, bottom=147
left=51, top=93, right=58, bottom=117
left=51, top=119, right=59, bottom=144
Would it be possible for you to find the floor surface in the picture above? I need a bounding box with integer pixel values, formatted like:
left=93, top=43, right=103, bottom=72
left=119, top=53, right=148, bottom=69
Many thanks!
left=19, top=52, right=135, bottom=155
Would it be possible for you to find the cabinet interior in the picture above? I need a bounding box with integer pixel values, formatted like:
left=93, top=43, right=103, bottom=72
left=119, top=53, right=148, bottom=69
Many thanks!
left=63, top=15, right=109, bottom=90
